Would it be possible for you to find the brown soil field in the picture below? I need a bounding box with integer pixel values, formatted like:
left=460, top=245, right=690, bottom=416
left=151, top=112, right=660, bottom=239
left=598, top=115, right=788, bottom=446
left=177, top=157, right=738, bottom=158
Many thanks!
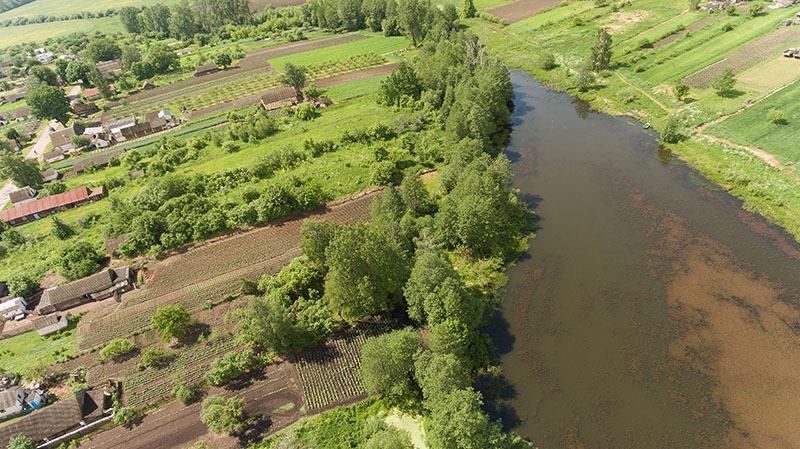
left=487, top=0, right=562, bottom=24
left=684, top=28, right=800, bottom=88
left=76, top=190, right=377, bottom=351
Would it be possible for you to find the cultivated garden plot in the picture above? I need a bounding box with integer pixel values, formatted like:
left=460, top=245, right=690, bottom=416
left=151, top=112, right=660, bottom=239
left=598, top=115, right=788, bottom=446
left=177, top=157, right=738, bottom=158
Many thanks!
left=294, top=315, right=401, bottom=412
left=76, top=192, right=375, bottom=351
left=684, top=28, right=800, bottom=88
left=486, top=0, right=566, bottom=24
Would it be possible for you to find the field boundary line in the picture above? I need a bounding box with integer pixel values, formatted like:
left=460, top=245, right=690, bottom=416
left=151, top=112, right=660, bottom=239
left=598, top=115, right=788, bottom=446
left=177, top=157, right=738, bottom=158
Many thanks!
left=615, top=71, right=670, bottom=114
left=616, top=9, right=689, bottom=47
left=695, top=77, right=800, bottom=179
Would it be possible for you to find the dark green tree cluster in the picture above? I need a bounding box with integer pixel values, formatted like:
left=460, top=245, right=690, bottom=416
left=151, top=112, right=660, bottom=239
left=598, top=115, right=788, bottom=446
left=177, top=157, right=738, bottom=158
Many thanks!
left=56, top=240, right=104, bottom=281
left=205, top=349, right=259, bottom=385
left=120, top=0, right=251, bottom=40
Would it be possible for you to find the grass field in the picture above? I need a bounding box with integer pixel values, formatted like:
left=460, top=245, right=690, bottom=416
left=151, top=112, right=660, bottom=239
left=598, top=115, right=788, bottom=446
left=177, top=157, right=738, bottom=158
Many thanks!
left=0, top=318, right=78, bottom=379
left=0, top=0, right=176, bottom=20
left=323, top=73, right=389, bottom=101
left=269, top=36, right=409, bottom=71
left=705, top=80, right=800, bottom=166
left=0, top=16, right=122, bottom=48
left=0, top=100, right=25, bottom=114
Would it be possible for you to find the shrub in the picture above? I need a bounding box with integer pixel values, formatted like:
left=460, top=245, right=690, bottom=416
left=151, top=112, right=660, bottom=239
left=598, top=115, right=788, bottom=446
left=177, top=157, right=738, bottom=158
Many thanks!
left=7, top=435, right=35, bottom=449
left=303, top=83, right=321, bottom=99
left=151, top=304, right=192, bottom=342
left=172, top=375, right=196, bottom=404
left=539, top=52, right=557, bottom=71
left=661, top=114, right=681, bottom=144
left=295, top=102, right=317, bottom=121
left=100, top=338, right=136, bottom=361
left=201, top=395, right=246, bottom=435
left=140, top=346, right=171, bottom=368
left=205, top=349, right=258, bottom=386
left=51, top=216, right=74, bottom=240
left=7, top=271, right=37, bottom=298
left=768, top=108, right=786, bottom=125
left=222, top=141, right=240, bottom=153
left=113, top=405, right=140, bottom=426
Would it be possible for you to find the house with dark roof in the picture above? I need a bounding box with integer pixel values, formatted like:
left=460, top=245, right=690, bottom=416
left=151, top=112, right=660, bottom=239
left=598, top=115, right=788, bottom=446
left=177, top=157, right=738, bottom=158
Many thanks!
left=43, top=149, right=65, bottom=164
left=38, top=266, right=132, bottom=314
left=13, top=106, right=31, bottom=121
left=49, top=124, right=85, bottom=153
left=42, top=168, right=59, bottom=183
left=260, top=87, right=297, bottom=111
left=1, top=186, right=105, bottom=226
left=194, top=63, right=219, bottom=77
left=0, top=390, right=108, bottom=448
left=71, top=100, right=99, bottom=117
left=72, top=148, right=125, bottom=174
left=33, top=314, right=68, bottom=336
left=8, top=186, right=36, bottom=205
left=144, top=110, right=179, bottom=132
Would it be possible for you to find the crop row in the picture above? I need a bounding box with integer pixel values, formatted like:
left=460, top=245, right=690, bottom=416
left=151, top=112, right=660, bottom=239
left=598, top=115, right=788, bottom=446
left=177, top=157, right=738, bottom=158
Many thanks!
left=294, top=316, right=399, bottom=411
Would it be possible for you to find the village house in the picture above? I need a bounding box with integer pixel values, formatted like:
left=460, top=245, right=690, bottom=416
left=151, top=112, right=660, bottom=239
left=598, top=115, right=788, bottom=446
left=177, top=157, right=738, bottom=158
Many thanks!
left=144, top=110, right=179, bottom=132
left=260, top=87, right=297, bottom=111
left=194, top=63, right=219, bottom=77
left=38, top=266, right=132, bottom=314
left=105, top=116, right=136, bottom=141
left=0, top=297, right=27, bottom=320
left=4, top=92, right=26, bottom=104
left=72, top=148, right=125, bottom=174
left=43, top=149, right=65, bottom=164
left=49, top=123, right=86, bottom=153
left=13, top=106, right=31, bottom=121
left=33, top=314, right=69, bottom=336
left=0, top=390, right=108, bottom=448
left=71, top=100, right=99, bottom=117
left=82, top=87, right=102, bottom=101
left=41, top=168, right=59, bottom=183
left=1, top=186, right=105, bottom=226
left=8, top=186, right=36, bottom=206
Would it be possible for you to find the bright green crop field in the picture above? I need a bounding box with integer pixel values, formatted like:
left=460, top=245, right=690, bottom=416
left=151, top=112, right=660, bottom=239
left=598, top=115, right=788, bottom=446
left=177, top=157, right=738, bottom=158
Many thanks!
left=0, top=16, right=123, bottom=48
left=0, top=0, right=177, bottom=20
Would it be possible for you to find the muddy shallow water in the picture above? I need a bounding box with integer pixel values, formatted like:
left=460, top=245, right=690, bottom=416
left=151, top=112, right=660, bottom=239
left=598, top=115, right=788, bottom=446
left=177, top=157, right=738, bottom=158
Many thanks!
left=487, top=71, right=800, bottom=449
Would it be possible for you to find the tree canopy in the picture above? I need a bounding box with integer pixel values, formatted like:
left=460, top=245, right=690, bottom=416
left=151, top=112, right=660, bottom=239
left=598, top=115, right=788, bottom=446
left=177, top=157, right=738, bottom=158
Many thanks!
left=360, top=328, right=421, bottom=399
left=27, top=85, right=71, bottom=125
left=279, top=62, right=307, bottom=100
left=0, top=150, right=43, bottom=188
left=201, top=395, right=246, bottom=435
left=151, top=304, right=192, bottom=342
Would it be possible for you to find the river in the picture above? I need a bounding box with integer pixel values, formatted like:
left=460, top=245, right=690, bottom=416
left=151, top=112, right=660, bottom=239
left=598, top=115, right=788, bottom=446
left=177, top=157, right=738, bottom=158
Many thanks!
left=488, top=71, right=800, bottom=449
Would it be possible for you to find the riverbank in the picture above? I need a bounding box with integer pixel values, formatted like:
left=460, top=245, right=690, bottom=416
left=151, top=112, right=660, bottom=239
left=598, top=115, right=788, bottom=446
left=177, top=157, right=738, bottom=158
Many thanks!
left=470, top=7, right=800, bottom=242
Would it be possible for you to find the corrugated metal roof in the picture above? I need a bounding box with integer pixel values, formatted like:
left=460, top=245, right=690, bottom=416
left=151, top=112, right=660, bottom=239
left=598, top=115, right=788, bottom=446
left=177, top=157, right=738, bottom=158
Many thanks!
left=1, top=186, right=104, bottom=222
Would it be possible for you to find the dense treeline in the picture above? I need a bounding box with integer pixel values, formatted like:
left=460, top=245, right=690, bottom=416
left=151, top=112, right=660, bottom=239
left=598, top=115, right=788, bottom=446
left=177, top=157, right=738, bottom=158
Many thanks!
left=0, top=7, right=116, bottom=28
left=233, top=30, right=529, bottom=449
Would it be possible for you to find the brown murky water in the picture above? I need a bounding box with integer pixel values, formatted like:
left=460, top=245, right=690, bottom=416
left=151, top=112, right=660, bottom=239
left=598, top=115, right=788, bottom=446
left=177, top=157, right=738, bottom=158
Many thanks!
left=488, top=72, right=800, bottom=449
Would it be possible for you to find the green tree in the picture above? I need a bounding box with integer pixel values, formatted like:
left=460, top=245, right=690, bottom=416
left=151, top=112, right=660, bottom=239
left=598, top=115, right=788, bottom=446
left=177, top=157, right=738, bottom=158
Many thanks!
left=4, top=128, right=19, bottom=143
left=364, top=419, right=415, bottom=449
left=56, top=239, right=103, bottom=281
left=673, top=81, right=689, bottom=101
left=377, top=60, right=421, bottom=106
left=301, top=219, right=339, bottom=268
left=121, top=45, right=141, bottom=70
left=65, top=60, right=91, bottom=84
left=172, top=374, right=196, bottom=404
left=28, top=65, right=58, bottom=87
left=324, top=223, right=410, bottom=320
left=360, top=328, right=421, bottom=399
left=140, top=346, right=171, bottom=368
left=749, top=1, right=762, bottom=17
left=214, top=52, right=232, bottom=69
left=86, top=37, right=122, bottom=63
left=710, top=67, right=736, bottom=96
left=201, top=395, right=246, bottom=435
left=119, top=6, right=141, bottom=33
left=150, top=304, right=192, bottom=342
left=54, top=58, right=69, bottom=82
left=661, top=114, right=681, bottom=144
left=0, top=150, right=43, bottom=188
left=404, top=251, right=483, bottom=327
left=401, top=171, right=431, bottom=215
left=235, top=294, right=310, bottom=353
left=130, top=61, right=156, bottom=81
left=279, top=62, right=307, bottom=101
left=726, top=4, right=736, bottom=14
left=99, top=338, right=136, bottom=361
left=338, top=0, right=365, bottom=30
left=169, top=0, right=198, bottom=39
left=27, top=85, right=71, bottom=125
left=768, top=108, right=786, bottom=125
left=415, top=351, right=470, bottom=404
left=51, top=216, right=74, bottom=240
left=205, top=349, right=258, bottom=385
left=7, top=435, right=35, bottom=449
left=148, top=43, right=180, bottom=74
left=397, top=0, right=427, bottom=46
left=295, top=102, right=317, bottom=120
left=689, top=0, right=699, bottom=9
left=426, top=388, right=517, bottom=449
left=71, top=135, right=91, bottom=149
left=589, top=27, right=612, bottom=71
left=6, top=271, right=37, bottom=298
left=113, top=405, right=140, bottom=426
left=463, top=0, right=476, bottom=18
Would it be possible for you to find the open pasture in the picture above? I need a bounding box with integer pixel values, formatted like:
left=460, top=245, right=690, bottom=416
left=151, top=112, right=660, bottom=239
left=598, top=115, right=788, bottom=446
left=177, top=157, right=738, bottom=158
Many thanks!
left=737, top=56, right=800, bottom=91
left=0, top=15, right=122, bottom=48
left=705, top=79, right=800, bottom=166
left=269, top=35, right=409, bottom=71
left=0, top=0, right=176, bottom=20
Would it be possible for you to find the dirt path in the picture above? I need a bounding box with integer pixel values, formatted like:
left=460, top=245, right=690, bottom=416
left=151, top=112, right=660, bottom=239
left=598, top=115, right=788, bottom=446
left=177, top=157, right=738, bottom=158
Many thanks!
left=615, top=71, right=671, bottom=114
left=695, top=79, right=800, bottom=179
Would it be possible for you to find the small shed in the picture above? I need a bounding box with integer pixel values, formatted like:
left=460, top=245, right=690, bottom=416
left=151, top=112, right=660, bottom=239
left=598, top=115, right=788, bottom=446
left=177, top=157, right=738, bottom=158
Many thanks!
left=44, top=149, right=66, bottom=164
left=0, top=297, right=27, bottom=320
left=194, top=63, right=219, bottom=77
left=9, top=187, right=36, bottom=205
left=33, top=314, right=68, bottom=336
left=41, top=168, right=59, bottom=183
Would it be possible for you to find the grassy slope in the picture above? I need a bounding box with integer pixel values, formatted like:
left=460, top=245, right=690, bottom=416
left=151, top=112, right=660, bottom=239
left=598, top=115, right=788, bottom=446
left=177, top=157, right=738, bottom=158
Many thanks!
left=0, top=319, right=77, bottom=378
left=269, top=36, right=410, bottom=71
left=0, top=0, right=177, bottom=20
left=0, top=16, right=123, bottom=48
left=472, top=1, right=800, bottom=242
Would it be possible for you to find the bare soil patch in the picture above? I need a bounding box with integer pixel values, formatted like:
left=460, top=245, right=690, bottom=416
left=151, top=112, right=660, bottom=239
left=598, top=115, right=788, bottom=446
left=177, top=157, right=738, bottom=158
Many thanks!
left=486, top=0, right=562, bottom=24
left=603, top=10, right=650, bottom=34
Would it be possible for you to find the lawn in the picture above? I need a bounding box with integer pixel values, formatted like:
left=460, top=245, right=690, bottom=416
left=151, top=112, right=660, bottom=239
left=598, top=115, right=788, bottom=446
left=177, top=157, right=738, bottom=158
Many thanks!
left=323, top=73, right=389, bottom=101
left=705, top=79, right=800, bottom=166
left=0, top=100, right=25, bottom=115
left=0, top=0, right=177, bottom=20
left=269, top=36, right=409, bottom=72
left=0, top=317, right=79, bottom=380
left=0, top=16, right=122, bottom=48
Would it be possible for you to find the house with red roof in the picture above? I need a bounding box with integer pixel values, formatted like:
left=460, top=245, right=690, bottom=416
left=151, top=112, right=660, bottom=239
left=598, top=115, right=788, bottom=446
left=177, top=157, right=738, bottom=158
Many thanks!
left=1, top=186, right=105, bottom=226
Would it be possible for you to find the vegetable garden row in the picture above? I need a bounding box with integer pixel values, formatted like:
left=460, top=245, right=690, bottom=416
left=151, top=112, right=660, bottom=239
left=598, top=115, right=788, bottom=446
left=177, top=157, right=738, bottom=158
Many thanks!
left=294, top=315, right=401, bottom=411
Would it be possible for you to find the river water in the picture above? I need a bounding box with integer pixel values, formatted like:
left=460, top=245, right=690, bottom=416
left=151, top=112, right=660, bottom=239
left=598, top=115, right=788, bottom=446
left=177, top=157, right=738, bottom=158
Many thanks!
left=488, top=71, right=800, bottom=449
